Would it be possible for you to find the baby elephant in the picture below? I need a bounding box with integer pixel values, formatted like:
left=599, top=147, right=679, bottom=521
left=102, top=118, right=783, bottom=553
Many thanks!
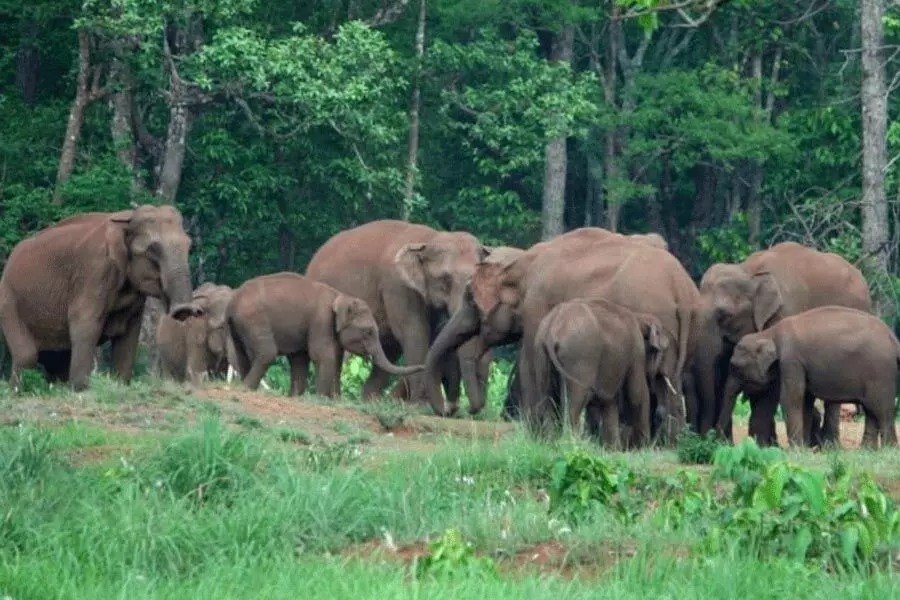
left=718, top=306, right=899, bottom=449
left=226, top=272, right=424, bottom=397
left=157, top=282, right=234, bottom=386
left=533, top=298, right=671, bottom=449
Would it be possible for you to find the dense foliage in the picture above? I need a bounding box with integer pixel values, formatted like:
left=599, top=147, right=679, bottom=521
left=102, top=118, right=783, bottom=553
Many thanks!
left=3, top=0, right=899, bottom=291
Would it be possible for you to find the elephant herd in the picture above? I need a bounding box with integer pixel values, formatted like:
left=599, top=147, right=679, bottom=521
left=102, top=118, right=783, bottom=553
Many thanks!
left=0, top=204, right=897, bottom=450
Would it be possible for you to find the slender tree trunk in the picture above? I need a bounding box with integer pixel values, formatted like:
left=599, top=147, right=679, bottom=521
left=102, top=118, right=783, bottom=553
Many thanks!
left=403, top=0, right=427, bottom=220
left=54, top=30, right=103, bottom=205
left=156, top=93, right=193, bottom=201
left=860, top=0, right=890, bottom=316
left=15, top=22, right=40, bottom=106
left=108, top=43, right=143, bottom=196
left=541, top=25, right=574, bottom=240
left=604, top=9, right=621, bottom=231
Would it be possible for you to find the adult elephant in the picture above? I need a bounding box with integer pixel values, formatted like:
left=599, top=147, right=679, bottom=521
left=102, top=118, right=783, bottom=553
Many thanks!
left=416, top=228, right=698, bottom=440
left=0, top=205, right=202, bottom=392
left=157, top=282, right=234, bottom=386
left=305, top=220, right=491, bottom=415
left=704, top=242, right=871, bottom=446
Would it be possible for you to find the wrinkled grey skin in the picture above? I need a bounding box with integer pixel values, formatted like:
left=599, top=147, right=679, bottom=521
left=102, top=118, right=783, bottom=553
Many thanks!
left=688, top=242, right=871, bottom=445
left=157, top=283, right=234, bottom=386
left=305, top=220, right=492, bottom=415
left=0, top=205, right=202, bottom=392
left=718, top=306, right=898, bottom=449
left=534, top=298, right=675, bottom=450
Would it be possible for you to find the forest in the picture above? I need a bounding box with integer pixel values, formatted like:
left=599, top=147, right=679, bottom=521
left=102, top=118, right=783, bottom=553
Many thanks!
left=2, top=0, right=898, bottom=317
left=5, top=3, right=900, bottom=596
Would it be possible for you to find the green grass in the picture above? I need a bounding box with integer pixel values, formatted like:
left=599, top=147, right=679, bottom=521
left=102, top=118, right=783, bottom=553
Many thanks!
left=2, top=368, right=900, bottom=599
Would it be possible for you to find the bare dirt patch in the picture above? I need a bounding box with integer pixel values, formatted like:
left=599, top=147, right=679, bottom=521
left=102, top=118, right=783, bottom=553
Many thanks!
left=730, top=419, right=865, bottom=449
left=341, top=537, right=632, bottom=580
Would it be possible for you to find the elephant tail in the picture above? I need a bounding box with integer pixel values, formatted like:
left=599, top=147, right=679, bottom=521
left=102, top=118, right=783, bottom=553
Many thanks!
left=541, top=332, right=598, bottom=400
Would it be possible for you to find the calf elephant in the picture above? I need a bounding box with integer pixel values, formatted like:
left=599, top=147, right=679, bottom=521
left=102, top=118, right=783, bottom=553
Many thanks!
left=697, top=242, right=870, bottom=446
left=417, top=227, right=698, bottom=441
left=226, top=272, right=423, bottom=397
left=0, top=205, right=202, bottom=392
left=157, top=282, right=234, bottom=386
left=534, top=298, right=674, bottom=449
left=305, top=220, right=492, bottom=415
left=718, top=306, right=898, bottom=449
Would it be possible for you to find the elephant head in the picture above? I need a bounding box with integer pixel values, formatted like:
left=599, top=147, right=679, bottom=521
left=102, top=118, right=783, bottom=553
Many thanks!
left=413, top=253, right=531, bottom=414
left=110, top=205, right=201, bottom=321
left=637, top=315, right=671, bottom=382
left=706, top=264, right=783, bottom=343
left=717, top=333, right=778, bottom=435
left=394, top=232, right=493, bottom=316
left=333, top=295, right=424, bottom=376
left=191, top=283, right=234, bottom=375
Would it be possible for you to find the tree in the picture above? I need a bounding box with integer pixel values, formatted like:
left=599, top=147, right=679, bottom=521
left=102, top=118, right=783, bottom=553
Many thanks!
left=860, top=0, right=890, bottom=316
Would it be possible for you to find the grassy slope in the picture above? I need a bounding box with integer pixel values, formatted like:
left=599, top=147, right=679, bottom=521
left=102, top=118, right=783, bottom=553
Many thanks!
left=0, top=375, right=898, bottom=599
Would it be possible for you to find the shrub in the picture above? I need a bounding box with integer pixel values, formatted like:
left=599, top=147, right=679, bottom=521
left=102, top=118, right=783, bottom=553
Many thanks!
left=676, top=429, right=728, bottom=465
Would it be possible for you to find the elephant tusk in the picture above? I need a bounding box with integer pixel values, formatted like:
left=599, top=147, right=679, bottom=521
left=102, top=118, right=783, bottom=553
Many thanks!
left=663, top=375, right=678, bottom=396
left=226, top=364, right=271, bottom=391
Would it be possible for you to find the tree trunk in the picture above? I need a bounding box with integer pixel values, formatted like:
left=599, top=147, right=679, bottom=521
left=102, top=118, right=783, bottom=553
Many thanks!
left=402, top=0, right=427, bottom=220
left=541, top=25, right=574, bottom=240
left=156, top=90, right=193, bottom=201
left=15, top=24, right=40, bottom=107
left=108, top=44, right=143, bottom=196
left=860, top=0, right=890, bottom=316
left=54, top=29, right=101, bottom=205
left=604, top=9, right=621, bottom=231
left=139, top=298, right=164, bottom=377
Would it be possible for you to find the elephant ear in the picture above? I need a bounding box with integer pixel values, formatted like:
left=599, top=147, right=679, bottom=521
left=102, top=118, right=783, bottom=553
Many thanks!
left=638, top=317, right=668, bottom=377
left=394, top=243, right=429, bottom=300
left=333, top=295, right=368, bottom=332
left=752, top=272, right=783, bottom=331
left=641, top=319, right=668, bottom=354
left=756, top=338, right=779, bottom=373
left=470, top=263, right=505, bottom=313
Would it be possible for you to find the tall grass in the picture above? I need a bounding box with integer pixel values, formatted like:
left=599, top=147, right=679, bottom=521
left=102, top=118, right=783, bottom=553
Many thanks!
left=1, top=417, right=899, bottom=599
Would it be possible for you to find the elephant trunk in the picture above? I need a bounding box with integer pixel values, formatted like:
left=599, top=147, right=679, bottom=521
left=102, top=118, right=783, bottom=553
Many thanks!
left=162, top=248, right=201, bottom=321
left=716, top=374, right=742, bottom=442
left=416, top=300, right=481, bottom=410
left=366, top=338, right=423, bottom=376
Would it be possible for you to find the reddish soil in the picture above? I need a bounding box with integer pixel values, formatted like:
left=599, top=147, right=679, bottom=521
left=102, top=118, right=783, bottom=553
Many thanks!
left=341, top=537, right=634, bottom=579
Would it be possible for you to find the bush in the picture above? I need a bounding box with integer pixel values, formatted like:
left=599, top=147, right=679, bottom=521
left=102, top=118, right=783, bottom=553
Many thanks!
left=676, top=430, right=728, bottom=465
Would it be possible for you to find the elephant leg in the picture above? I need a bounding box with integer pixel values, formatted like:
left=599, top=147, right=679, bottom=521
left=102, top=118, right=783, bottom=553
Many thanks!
left=502, top=356, right=521, bottom=421
left=778, top=365, right=807, bottom=447
left=109, top=312, right=143, bottom=385
left=311, top=345, right=342, bottom=398
left=242, top=335, right=277, bottom=392
left=384, top=306, right=439, bottom=412
left=860, top=405, right=880, bottom=449
left=457, top=337, right=487, bottom=415
left=1, top=309, right=39, bottom=392
left=747, top=391, right=779, bottom=447
left=440, top=353, right=462, bottom=414
left=600, top=397, right=621, bottom=451
left=584, top=400, right=604, bottom=444
left=68, top=324, right=103, bottom=392
left=628, top=368, right=651, bottom=449
left=682, top=370, right=699, bottom=433
left=820, top=401, right=841, bottom=448
left=562, top=375, right=592, bottom=435
left=805, top=396, right=823, bottom=448
left=288, top=352, right=309, bottom=397
left=519, top=333, right=560, bottom=438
